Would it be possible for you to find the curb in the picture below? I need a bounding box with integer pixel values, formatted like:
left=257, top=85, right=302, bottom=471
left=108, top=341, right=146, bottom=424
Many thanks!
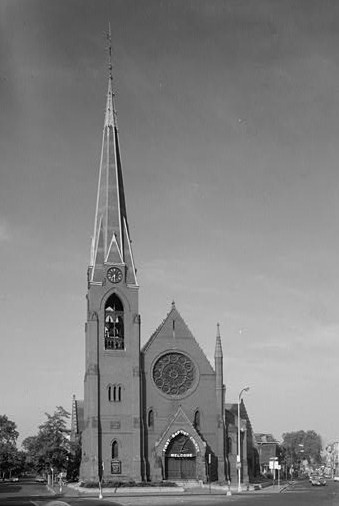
left=66, top=484, right=186, bottom=495
left=46, top=485, right=57, bottom=496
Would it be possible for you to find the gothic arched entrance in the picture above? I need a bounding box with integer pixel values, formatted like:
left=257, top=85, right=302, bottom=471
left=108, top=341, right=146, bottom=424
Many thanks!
left=165, top=433, right=196, bottom=480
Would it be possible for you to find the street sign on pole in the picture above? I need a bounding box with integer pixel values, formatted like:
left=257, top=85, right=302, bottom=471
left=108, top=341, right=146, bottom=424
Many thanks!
left=269, top=458, right=279, bottom=471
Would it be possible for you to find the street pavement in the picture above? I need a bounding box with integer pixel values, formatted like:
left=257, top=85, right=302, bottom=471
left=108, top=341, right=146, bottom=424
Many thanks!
left=1, top=478, right=339, bottom=506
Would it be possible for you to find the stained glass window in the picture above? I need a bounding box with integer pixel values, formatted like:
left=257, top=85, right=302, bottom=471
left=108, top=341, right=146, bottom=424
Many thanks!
left=152, top=352, right=195, bottom=396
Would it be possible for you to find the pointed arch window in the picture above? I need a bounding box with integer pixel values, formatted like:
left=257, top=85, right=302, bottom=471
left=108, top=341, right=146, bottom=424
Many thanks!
left=112, top=440, right=119, bottom=459
left=105, top=294, right=124, bottom=350
left=148, top=409, right=154, bottom=428
left=193, top=410, right=200, bottom=431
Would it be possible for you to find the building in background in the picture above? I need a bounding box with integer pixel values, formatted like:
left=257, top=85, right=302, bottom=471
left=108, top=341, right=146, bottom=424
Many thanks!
left=226, top=401, right=259, bottom=483
left=254, top=433, right=280, bottom=474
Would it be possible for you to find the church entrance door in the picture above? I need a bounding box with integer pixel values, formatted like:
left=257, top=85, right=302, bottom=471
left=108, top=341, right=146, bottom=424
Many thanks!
left=164, top=433, right=196, bottom=480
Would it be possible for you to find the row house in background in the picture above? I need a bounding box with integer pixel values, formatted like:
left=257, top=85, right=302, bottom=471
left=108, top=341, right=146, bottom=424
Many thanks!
left=254, top=433, right=280, bottom=474
left=226, top=400, right=260, bottom=484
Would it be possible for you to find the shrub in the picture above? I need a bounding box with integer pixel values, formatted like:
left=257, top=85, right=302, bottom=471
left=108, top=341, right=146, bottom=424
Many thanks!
left=80, top=479, right=178, bottom=488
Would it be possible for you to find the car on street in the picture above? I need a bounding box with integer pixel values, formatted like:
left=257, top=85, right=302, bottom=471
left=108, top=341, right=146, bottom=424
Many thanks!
left=310, top=475, right=326, bottom=486
left=35, top=476, right=46, bottom=483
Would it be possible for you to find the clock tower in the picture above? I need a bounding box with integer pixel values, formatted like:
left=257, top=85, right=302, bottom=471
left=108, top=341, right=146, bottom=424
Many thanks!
left=80, top=40, right=142, bottom=482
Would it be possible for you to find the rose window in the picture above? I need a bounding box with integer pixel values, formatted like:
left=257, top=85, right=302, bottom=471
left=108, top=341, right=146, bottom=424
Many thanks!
left=152, top=353, right=195, bottom=396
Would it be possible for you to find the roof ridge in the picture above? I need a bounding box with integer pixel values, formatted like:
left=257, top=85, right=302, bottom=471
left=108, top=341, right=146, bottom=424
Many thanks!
left=142, top=305, right=213, bottom=370
left=142, top=305, right=176, bottom=352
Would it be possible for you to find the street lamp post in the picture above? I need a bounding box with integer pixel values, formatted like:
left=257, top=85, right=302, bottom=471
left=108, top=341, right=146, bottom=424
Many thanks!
left=298, top=444, right=304, bottom=475
left=237, top=387, right=250, bottom=493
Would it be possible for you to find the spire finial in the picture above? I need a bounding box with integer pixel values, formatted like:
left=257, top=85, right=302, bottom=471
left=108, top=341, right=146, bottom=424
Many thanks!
left=108, top=22, right=113, bottom=81
left=105, top=22, right=117, bottom=127
left=89, top=26, right=137, bottom=286
left=217, top=322, right=220, bottom=337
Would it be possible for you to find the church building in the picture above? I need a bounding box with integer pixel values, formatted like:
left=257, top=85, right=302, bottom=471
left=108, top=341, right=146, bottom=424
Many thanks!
left=75, top=48, right=253, bottom=485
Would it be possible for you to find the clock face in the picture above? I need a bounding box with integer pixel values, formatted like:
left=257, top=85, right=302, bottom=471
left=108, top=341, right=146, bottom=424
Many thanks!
left=107, top=267, right=123, bottom=284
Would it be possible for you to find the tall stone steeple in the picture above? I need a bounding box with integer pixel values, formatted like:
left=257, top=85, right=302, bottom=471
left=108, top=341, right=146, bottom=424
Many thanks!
left=89, top=30, right=137, bottom=286
left=81, top=31, right=142, bottom=483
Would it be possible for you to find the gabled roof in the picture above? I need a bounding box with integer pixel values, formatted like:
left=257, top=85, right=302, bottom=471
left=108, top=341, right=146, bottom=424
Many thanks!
left=142, top=302, right=193, bottom=352
left=142, top=303, right=213, bottom=373
left=254, top=433, right=279, bottom=444
left=225, top=400, right=254, bottom=436
left=154, top=406, right=206, bottom=455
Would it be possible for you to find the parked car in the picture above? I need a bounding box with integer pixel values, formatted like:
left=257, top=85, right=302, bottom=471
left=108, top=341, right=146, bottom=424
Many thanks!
left=310, top=475, right=326, bottom=486
left=334, top=476, right=339, bottom=482
left=10, top=477, right=19, bottom=482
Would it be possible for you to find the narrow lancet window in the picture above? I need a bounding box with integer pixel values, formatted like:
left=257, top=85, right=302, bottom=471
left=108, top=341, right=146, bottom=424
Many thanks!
left=108, top=384, right=122, bottom=402
left=193, top=410, right=200, bottom=431
left=105, top=294, right=124, bottom=350
left=148, top=409, right=154, bottom=428
left=112, top=440, right=118, bottom=459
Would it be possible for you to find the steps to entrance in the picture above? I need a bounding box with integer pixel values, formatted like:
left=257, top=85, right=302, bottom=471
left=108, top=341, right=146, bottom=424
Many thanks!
left=172, top=480, right=201, bottom=488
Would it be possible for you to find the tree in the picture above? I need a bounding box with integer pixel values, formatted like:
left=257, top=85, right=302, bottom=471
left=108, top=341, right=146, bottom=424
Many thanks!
left=282, top=430, right=322, bottom=471
left=8, top=450, right=27, bottom=478
left=22, top=406, right=71, bottom=475
left=0, top=415, right=20, bottom=479
left=66, top=437, right=82, bottom=481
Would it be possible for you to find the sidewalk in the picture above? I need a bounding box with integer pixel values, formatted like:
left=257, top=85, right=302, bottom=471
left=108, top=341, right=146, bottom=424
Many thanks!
left=49, top=481, right=289, bottom=499
left=254, top=484, right=289, bottom=493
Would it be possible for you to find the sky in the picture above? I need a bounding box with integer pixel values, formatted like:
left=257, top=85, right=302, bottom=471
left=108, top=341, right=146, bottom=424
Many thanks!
left=1, top=0, right=339, bottom=448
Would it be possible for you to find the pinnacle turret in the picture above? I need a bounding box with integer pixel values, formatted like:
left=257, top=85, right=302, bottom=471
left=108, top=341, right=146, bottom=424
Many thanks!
left=214, top=322, right=223, bottom=359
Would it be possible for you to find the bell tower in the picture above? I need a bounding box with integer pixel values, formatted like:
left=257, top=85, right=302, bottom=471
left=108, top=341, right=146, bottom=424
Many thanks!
left=80, top=33, right=142, bottom=482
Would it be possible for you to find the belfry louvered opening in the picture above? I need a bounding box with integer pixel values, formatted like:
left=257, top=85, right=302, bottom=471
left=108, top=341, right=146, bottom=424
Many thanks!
left=104, top=293, right=124, bottom=350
